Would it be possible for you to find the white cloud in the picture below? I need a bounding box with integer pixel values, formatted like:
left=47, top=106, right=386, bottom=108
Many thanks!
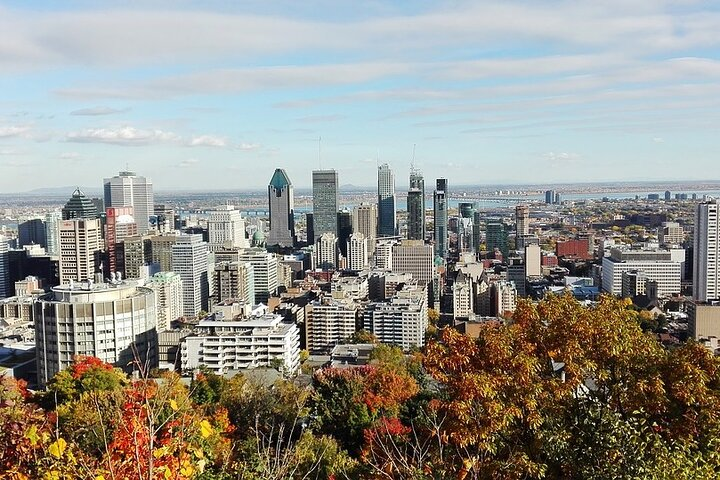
left=238, top=143, right=261, bottom=151
left=59, top=152, right=81, bottom=159
left=70, top=106, right=128, bottom=116
left=178, top=158, right=200, bottom=168
left=0, top=126, right=30, bottom=138
left=66, top=126, right=179, bottom=145
left=542, top=152, right=582, bottom=166
left=188, top=135, right=227, bottom=147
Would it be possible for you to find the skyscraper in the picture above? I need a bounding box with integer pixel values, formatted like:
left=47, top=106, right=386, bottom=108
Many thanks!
left=45, top=212, right=61, bottom=256
left=377, top=164, right=396, bottom=236
left=207, top=205, right=248, bottom=252
left=316, top=232, right=338, bottom=271
left=58, top=218, right=103, bottom=284
left=347, top=233, right=369, bottom=271
left=171, top=234, right=209, bottom=317
left=0, top=236, right=9, bottom=298
left=515, top=205, right=530, bottom=237
left=312, top=170, right=339, bottom=243
left=267, top=168, right=296, bottom=248
left=337, top=209, right=353, bottom=257
left=694, top=199, right=720, bottom=302
left=62, top=188, right=98, bottom=220
left=104, top=171, right=154, bottom=233
left=105, top=206, right=138, bottom=275
left=407, top=167, right=425, bottom=241
left=353, top=203, right=377, bottom=252
left=486, top=222, right=508, bottom=258
left=18, top=218, right=47, bottom=248
left=433, top=178, right=448, bottom=259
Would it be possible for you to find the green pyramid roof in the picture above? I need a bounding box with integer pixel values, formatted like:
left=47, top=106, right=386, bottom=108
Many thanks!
left=269, top=168, right=292, bottom=189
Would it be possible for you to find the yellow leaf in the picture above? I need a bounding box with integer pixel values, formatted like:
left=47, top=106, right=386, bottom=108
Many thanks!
left=170, top=399, right=179, bottom=411
left=180, top=464, right=195, bottom=477
left=48, top=438, right=67, bottom=459
left=96, top=476, right=106, bottom=480
left=200, top=420, right=213, bottom=438
left=25, top=425, right=39, bottom=446
left=192, top=447, right=204, bottom=459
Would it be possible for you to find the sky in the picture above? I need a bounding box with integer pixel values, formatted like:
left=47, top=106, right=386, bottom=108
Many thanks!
left=1, top=0, right=720, bottom=192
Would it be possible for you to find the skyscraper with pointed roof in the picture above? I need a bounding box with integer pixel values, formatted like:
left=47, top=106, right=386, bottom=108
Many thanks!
left=62, top=188, right=98, bottom=220
left=267, top=168, right=296, bottom=248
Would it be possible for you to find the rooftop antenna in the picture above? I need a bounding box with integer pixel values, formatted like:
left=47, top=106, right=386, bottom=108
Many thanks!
left=410, top=144, right=417, bottom=172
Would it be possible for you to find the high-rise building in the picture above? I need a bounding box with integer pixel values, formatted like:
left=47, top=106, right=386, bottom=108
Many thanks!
left=392, top=240, right=434, bottom=285
left=238, top=248, right=278, bottom=304
left=105, top=207, right=138, bottom=275
left=659, top=222, right=684, bottom=246
left=433, top=179, right=448, bottom=259
left=58, top=218, right=103, bottom=284
left=694, top=199, right=720, bottom=302
left=367, top=282, right=428, bottom=350
left=472, top=211, right=482, bottom=254
left=148, top=272, right=183, bottom=330
left=122, top=235, right=155, bottom=279
left=150, top=234, right=179, bottom=272
left=171, top=234, right=209, bottom=317
left=525, top=244, right=542, bottom=277
left=18, top=218, right=47, bottom=248
left=353, top=203, right=377, bottom=253
left=34, top=281, right=158, bottom=386
left=312, top=170, right=339, bottom=242
left=515, top=205, right=530, bottom=238
left=62, top=188, right=98, bottom=220
left=104, top=171, right=154, bottom=233
left=45, top=212, right=61, bottom=256
left=337, top=209, right=353, bottom=257
left=459, top=202, right=476, bottom=219
left=153, top=204, right=176, bottom=233
left=207, top=205, right=248, bottom=252
left=0, top=237, right=9, bottom=298
left=213, top=261, right=254, bottom=305
left=602, top=247, right=682, bottom=297
left=486, top=222, right=508, bottom=258
left=545, top=190, right=556, bottom=204
left=306, top=294, right=358, bottom=353
left=347, top=233, right=369, bottom=271
left=316, top=232, right=338, bottom=271
left=377, top=164, right=396, bottom=236
left=375, top=238, right=397, bottom=270
left=267, top=168, right=296, bottom=248
left=407, top=168, right=426, bottom=241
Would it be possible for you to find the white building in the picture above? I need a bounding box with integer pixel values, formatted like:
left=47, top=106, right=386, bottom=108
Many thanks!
left=103, top=171, right=154, bottom=233
left=391, top=240, right=434, bottom=285
left=148, top=272, right=183, bottom=330
left=316, top=232, right=338, bottom=271
left=524, top=244, right=542, bottom=277
left=347, top=233, right=369, bottom=271
left=44, top=211, right=61, bottom=256
left=492, top=280, right=517, bottom=316
left=207, top=205, right=249, bottom=252
left=34, top=281, right=158, bottom=386
left=0, top=236, right=9, bottom=298
left=659, top=221, right=684, bottom=246
left=602, top=247, right=682, bottom=297
left=694, top=199, right=720, bottom=302
left=181, top=313, right=300, bottom=375
left=58, top=218, right=103, bottom=284
left=375, top=238, right=396, bottom=269
left=453, top=271, right=474, bottom=320
left=238, top=248, right=278, bottom=304
left=366, top=282, right=428, bottom=350
left=172, top=234, right=209, bottom=317
left=306, top=294, right=358, bottom=353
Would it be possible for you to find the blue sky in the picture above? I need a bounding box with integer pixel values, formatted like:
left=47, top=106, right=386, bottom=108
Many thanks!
left=1, top=0, right=720, bottom=192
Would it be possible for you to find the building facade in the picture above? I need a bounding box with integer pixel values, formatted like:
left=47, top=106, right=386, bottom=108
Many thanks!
left=171, top=234, right=209, bottom=317
left=312, top=169, right=339, bottom=243
left=407, top=167, right=425, bottom=241
left=58, top=218, right=103, bottom=284
left=433, top=179, right=448, bottom=259
left=694, top=199, right=719, bottom=302
left=377, top=163, right=396, bottom=237
left=207, top=205, right=249, bottom=252
left=347, top=233, right=369, bottom=271
left=103, top=171, right=154, bottom=233
left=148, top=272, right=183, bottom=331
left=267, top=168, right=296, bottom=248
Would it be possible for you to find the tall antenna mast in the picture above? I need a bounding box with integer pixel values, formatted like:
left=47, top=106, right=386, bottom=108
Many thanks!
left=410, top=144, right=416, bottom=172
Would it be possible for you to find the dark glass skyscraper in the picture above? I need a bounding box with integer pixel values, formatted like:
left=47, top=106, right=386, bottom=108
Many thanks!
left=377, top=164, right=396, bottom=237
left=267, top=168, right=295, bottom=248
left=62, top=188, right=98, bottom=220
left=486, top=222, right=508, bottom=258
left=407, top=167, right=425, bottom=241
left=312, top=170, right=339, bottom=243
left=337, top=209, right=353, bottom=257
left=433, top=178, right=448, bottom=259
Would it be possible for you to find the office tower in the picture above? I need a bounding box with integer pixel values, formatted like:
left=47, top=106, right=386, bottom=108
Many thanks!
left=433, top=179, right=448, bottom=259
left=266, top=168, right=296, bottom=247
left=18, top=218, right=47, bottom=248
left=181, top=313, right=300, bottom=374
left=353, top=203, right=377, bottom=252
left=238, top=248, right=278, bottom=304
left=515, top=205, right=530, bottom=237
left=555, top=193, right=562, bottom=204
left=545, top=190, right=556, bottom=204
left=375, top=239, right=396, bottom=269
left=486, top=222, right=508, bottom=258
left=316, top=232, right=338, bottom=271
left=602, top=247, right=682, bottom=297
left=34, top=281, right=158, bottom=386
left=305, top=213, right=315, bottom=245
left=148, top=272, right=183, bottom=330
left=122, top=235, right=154, bottom=279
left=104, top=171, right=154, bottom=233
left=525, top=244, right=542, bottom=277
left=105, top=207, right=138, bottom=275
left=347, top=233, right=369, bottom=271
left=407, top=167, right=426, bottom=241
left=367, top=282, right=428, bottom=350
left=377, top=164, right=396, bottom=236
left=0, top=237, right=8, bottom=298
left=312, top=169, right=339, bottom=242
left=45, top=212, right=61, bottom=256
left=58, top=218, right=103, bottom=284
left=665, top=190, right=672, bottom=201
left=472, top=211, right=482, bottom=254
left=337, top=209, right=353, bottom=257
left=392, top=240, right=434, bottom=285
left=307, top=294, right=358, bottom=353
left=207, top=205, right=249, bottom=252
left=459, top=202, right=476, bottom=219
left=153, top=204, right=176, bottom=233
left=151, top=234, right=180, bottom=272
left=694, top=199, right=720, bottom=302
left=213, top=261, right=254, bottom=305
left=62, top=188, right=98, bottom=220
left=171, top=234, right=209, bottom=317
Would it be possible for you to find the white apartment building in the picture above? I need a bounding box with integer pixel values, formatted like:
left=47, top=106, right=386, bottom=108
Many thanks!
left=347, top=233, right=369, bottom=271
left=492, top=280, right=518, bottom=316
left=34, top=281, right=158, bottom=386
left=366, top=282, right=428, bottom=350
left=148, top=272, right=183, bottom=330
left=316, top=232, right=338, bottom=270
left=374, top=238, right=396, bottom=269
left=306, top=294, right=358, bottom=353
left=181, top=313, right=300, bottom=375
left=602, top=247, right=682, bottom=297
left=58, top=218, right=103, bottom=284
left=694, top=200, right=719, bottom=302
left=453, top=271, right=473, bottom=319
left=238, top=248, right=278, bottom=304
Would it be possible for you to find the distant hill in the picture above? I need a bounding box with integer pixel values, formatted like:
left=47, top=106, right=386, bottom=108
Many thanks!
left=16, top=186, right=103, bottom=196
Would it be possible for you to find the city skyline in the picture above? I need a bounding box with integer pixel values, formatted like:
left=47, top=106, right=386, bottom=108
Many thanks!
left=2, top=1, right=720, bottom=191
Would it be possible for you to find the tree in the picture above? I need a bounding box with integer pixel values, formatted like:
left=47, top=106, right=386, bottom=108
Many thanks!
left=349, top=329, right=379, bottom=344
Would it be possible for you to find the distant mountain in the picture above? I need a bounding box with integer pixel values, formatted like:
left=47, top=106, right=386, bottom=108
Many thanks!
left=17, top=186, right=103, bottom=196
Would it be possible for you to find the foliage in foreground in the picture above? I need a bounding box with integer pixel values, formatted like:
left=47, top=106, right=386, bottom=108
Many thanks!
left=2, top=295, right=720, bottom=479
